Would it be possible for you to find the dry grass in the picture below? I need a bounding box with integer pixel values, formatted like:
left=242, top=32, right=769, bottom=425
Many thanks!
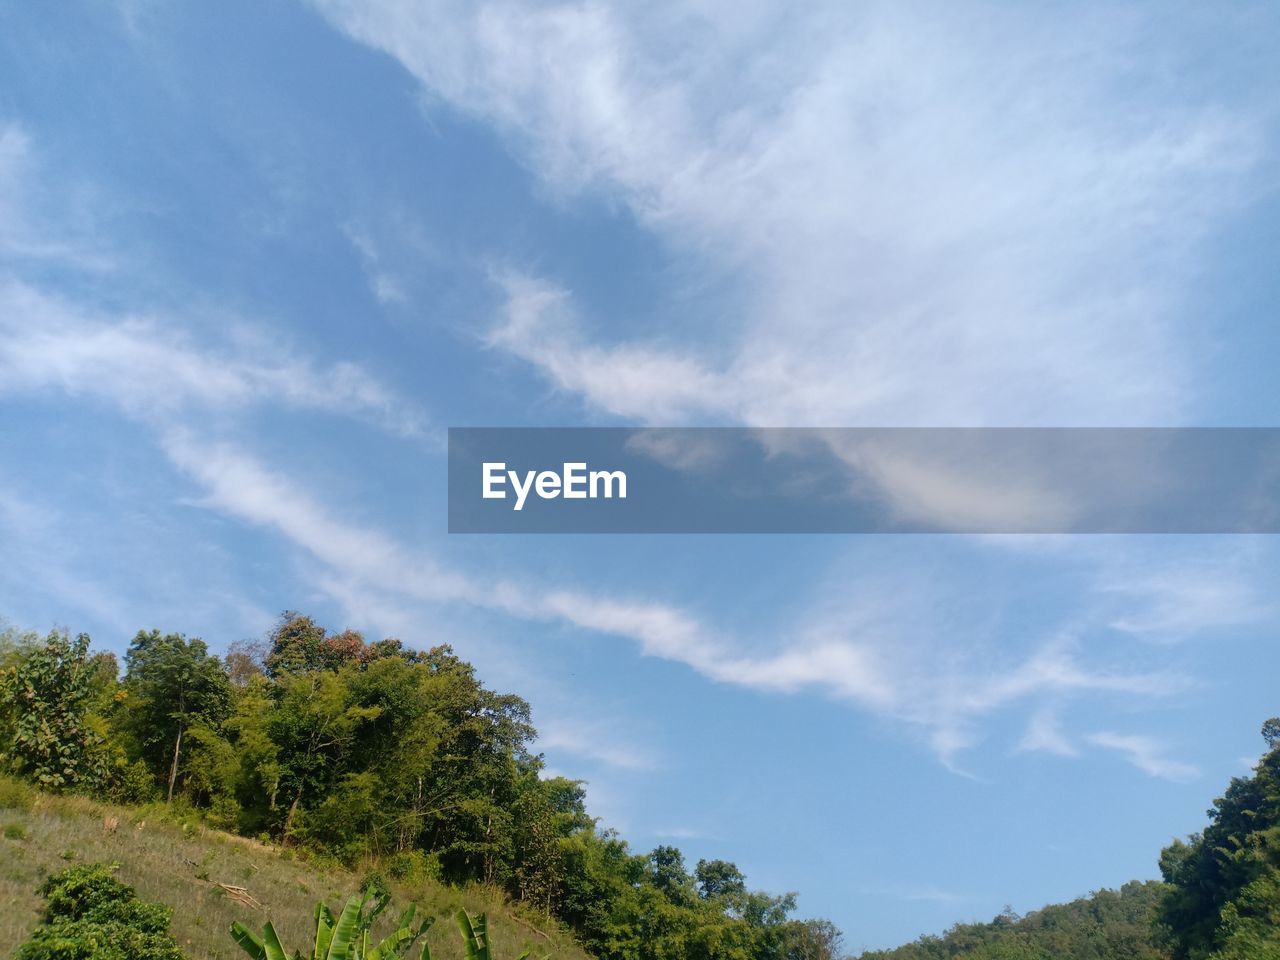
left=0, top=777, right=587, bottom=960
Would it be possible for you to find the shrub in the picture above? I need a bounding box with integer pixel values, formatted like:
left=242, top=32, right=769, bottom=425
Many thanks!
left=5, top=821, right=27, bottom=839
left=14, top=863, right=188, bottom=960
left=105, top=758, right=158, bottom=805
left=0, top=772, right=35, bottom=809
left=388, top=850, right=442, bottom=886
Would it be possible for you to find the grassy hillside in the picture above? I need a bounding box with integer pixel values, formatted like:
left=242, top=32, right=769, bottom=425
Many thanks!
left=0, top=777, right=589, bottom=960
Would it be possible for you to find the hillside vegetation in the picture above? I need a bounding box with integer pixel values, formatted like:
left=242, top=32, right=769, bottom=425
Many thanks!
left=2, top=614, right=1278, bottom=960
left=0, top=777, right=586, bottom=960
left=854, top=882, right=1169, bottom=960
left=0, top=615, right=841, bottom=960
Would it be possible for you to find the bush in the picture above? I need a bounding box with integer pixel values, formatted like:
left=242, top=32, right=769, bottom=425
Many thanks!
left=14, top=864, right=188, bottom=960
left=5, top=821, right=27, bottom=839
left=388, top=849, right=442, bottom=886
left=0, top=772, right=35, bottom=809
left=104, top=759, right=157, bottom=805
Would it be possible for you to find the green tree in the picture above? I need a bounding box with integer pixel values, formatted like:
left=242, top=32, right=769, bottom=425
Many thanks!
left=0, top=630, right=108, bottom=791
left=696, top=860, right=747, bottom=902
left=121, top=630, right=232, bottom=801
left=1159, top=720, right=1280, bottom=960
left=270, top=666, right=381, bottom=841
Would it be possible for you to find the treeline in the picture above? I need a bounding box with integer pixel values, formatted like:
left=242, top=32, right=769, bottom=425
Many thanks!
left=854, top=882, right=1169, bottom=960
left=855, top=723, right=1280, bottom=960
left=0, top=614, right=843, bottom=960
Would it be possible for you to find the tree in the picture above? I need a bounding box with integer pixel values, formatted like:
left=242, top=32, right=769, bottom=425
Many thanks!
left=696, top=860, right=747, bottom=901
left=647, top=846, right=696, bottom=907
left=1159, top=720, right=1280, bottom=960
left=1262, top=717, right=1280, bottom=750
left=121, top=630, right=231, bottom=802
left=269, top=666, right=381, bottom=841
left=0, top=630, right=108, bottom=791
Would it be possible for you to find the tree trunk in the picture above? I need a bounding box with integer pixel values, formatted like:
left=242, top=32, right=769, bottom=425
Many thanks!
left=166, top=724, right=183, bottom=803
left=283, top=784, right=304, bottom=841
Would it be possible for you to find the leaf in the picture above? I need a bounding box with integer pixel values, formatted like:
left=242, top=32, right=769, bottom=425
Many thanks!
left=262, top=921, right=292, bottom=960
left=455, top=911, right=490, bottom=960
left=325, top=894, right=365, bottom=960
left=230, top=920, right=267, bottom=960
left=313, top=901, right=335, bottom=960
left=368, top=925, right=412, bottom=960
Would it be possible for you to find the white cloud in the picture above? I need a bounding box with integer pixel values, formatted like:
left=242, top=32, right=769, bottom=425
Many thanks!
left=0, top=281, right=426, bottom=437
left=1, top=84, right=1250, bottom=818
left=345, top=225, right=408, bottom=306
left=1100, top=546, right=1275, bottom=640
left=488, top=271, right=731, bottom=423
left=313, top=0, right=1265, bottom=428
left=537, top=720, right=658, bottom=771
left=152, top=434, right=1193, bottom=769
left=0, top=123, right=113, bottom=270
left=859, top=883, right=965, bottom=905
left=653, top=826, right=718, bottom=841
left=1016, top=706, right=1078, bottom=757
left=1087, top=731, right=1198, bottom=782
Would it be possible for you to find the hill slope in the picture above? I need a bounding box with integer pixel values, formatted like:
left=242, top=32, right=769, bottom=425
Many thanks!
left=854, top=881, right=1169, bottom=960
left=0, top=778, right=589, bottom=960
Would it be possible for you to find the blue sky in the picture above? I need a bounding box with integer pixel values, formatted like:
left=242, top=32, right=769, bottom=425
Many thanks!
left=2, top=0, right=1279, bottom=951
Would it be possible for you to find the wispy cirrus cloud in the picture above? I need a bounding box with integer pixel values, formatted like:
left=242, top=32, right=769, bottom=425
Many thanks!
left=0, top=281, right=427, bottom=438
left=152, top=432, right=1197, bottom=771
left=1099, top=545, right=1277, bottom=640
left=537, top=720, right=658, bottom=772
left=1087, top=731, right=1199, bottom=782
left=0, top=123, right=115, bottom=271
left=313, top=0, right=1269, bottom=428
left=1016, top=706, right=1079, bottom=758
left=0, top=116, right=1244, bottom=782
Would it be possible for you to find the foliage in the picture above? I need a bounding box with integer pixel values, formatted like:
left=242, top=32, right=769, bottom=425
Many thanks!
left=0, top=630, right=109, bottom=791
left=1158, top=719, right=1280, bottom=960
left=2, top=612, right=847, bottom=960
left=119, top=629, right=232, bottom=802
left=0, top=770, right=36, bottom=809
left=855, top=882, right=1169, bottom=960
left=456, top=911, right=537, bottom=960
left=230, top=890, right=433, bottom=960
left=14, top=863, right=187, bottom=960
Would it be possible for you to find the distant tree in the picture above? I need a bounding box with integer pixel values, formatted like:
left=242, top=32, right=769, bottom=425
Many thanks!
left=647, top=846, right=696, bottom=906
left=224, top=638, right=266, bottom=686
left=1262, top=717, right=1280, bottom=750
left=2, top=613, right=853, bottom=960
left=780, top=917, right=846, bottom=960
left=121, top=630, right=231, bottom=801
left=857, top=881, right=1167, bottom=960
left=696, top=859, right=748, bottom=901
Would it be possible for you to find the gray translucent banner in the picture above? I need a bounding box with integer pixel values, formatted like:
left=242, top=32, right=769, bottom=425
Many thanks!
left=447, top=428, right=1280, bottom=533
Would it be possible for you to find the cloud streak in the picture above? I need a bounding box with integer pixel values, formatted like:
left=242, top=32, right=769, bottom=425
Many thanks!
left=313, top=0, right=1267, bottom=429
left=157, top=432, right=1197, bottom=770
left=1087, top=732, right=1199, bottom=782
left=0, top=281, right=427, bottom=438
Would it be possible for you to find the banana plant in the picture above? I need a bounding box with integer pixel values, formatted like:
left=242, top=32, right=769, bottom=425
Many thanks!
left=231, top=891, right=433, bottom=960
left=455, top=910, right=543, bottom=960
